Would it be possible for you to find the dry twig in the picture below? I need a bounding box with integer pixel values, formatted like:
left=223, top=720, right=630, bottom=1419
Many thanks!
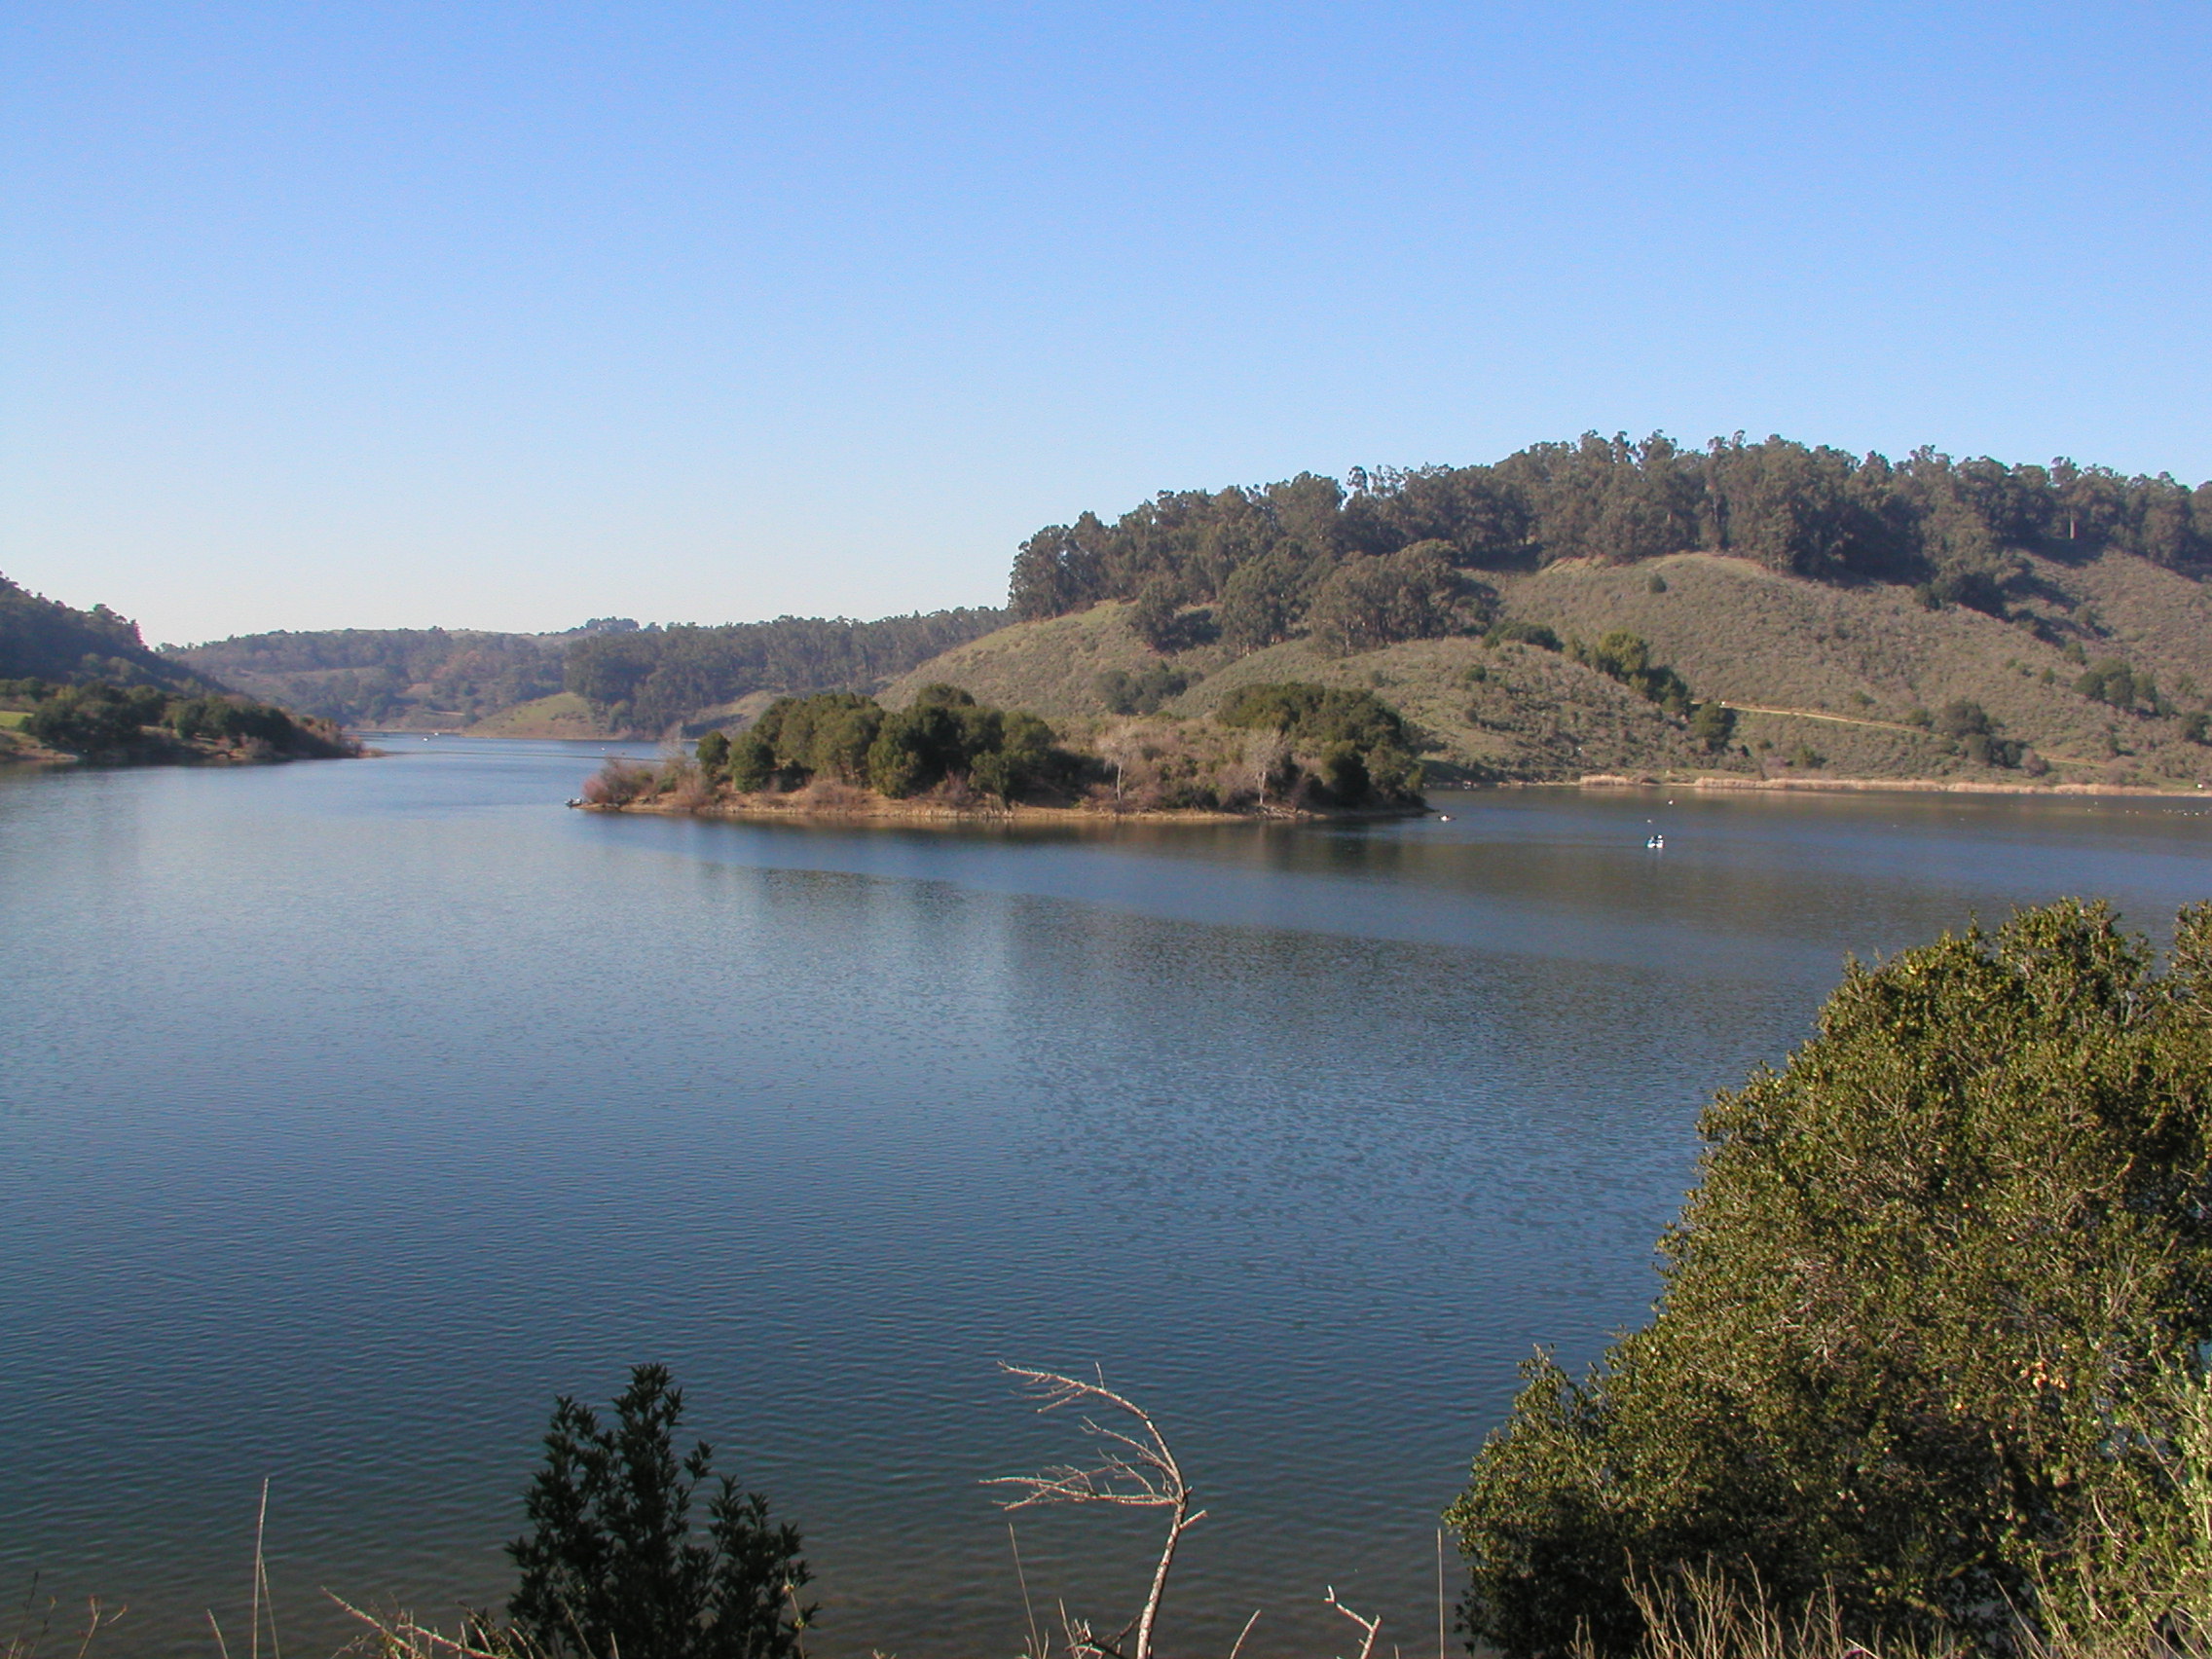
left=1325, top=1586, right=1382, bottom=1659
left=986, top=1363, right=1204, bottom=1659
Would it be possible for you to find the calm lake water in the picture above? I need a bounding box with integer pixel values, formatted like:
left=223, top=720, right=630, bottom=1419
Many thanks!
left=4, top=740, right=2210, bottom=1657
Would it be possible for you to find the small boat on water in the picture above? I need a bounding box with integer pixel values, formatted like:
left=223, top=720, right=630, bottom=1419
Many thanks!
left=1645, top=833, right=1666, bottom=850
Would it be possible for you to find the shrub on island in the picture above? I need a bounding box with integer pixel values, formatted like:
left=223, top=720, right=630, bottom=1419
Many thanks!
left=708, top=684, right=1084, bottom=804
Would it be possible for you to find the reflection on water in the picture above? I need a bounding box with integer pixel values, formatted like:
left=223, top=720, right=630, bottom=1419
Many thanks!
left=1, top=743, right=2207, bottom=1655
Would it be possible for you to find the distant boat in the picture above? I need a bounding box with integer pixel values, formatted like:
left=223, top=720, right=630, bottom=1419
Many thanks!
left=1646, top=833, right=1666, bottom=850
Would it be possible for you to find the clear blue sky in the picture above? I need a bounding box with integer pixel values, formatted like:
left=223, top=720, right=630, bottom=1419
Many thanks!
left=5, top=1, right=2208, bottom=645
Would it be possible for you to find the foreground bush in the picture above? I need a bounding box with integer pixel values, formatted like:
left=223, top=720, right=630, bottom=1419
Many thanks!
left=1450, top=900, right=2212, bottom=1655
left=508, top=1364, right=812, bottom=1659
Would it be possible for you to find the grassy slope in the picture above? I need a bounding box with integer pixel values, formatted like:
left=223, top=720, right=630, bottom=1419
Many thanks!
left=461, top=692, right=621, bottom=739
left=882, top=552, right=2212, bottom=788
left=879, top=606, right=1177, bottom=711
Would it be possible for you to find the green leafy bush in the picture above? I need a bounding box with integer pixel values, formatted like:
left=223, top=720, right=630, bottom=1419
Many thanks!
left=1449, top=901, right=2212, bottom=1655
left=1095, top=664, right=1192, bottom=716
left=24, top=682, right=167, bottom=753
left=730, top=686, right=1080, bottom=803
left=1215, top=682, right=1422, bottom=803
left=1570, top=631, right=1693, bottom=716
left=1485, top=620, right=1563, bottom=651
left=1687, top=700, right=1735, bottom=753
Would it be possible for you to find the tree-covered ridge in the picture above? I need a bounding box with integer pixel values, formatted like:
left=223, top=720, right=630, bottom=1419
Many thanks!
left=1007, top=436, right=2212, bottom=645
left=1448, top=899, right=2212, bottom=1656
left=563, top=608, right=1005, bottom=733
left=166, top=620, right=636, bottom=726
left=167, top=609, right=1006, bottom=733
left=0, top=572, right=215, bottom=694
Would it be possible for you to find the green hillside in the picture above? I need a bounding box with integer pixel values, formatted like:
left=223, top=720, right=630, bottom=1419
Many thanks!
left=884, top=550, right=2212, bottom=789
left=0, top=573, right=215, bottom=695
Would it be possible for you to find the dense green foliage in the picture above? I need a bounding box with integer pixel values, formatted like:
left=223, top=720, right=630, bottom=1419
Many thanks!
left=1686, top=699, right=1736, bottom=752
left=1448, top=901, right=2212, bottom=1655
left=2076, top=658, right=2167, bottom=716
left=1094, top=664, right=1193, bottom=715
left=717, top=684, right=1078, bottom=801
left=17, top=679, right=350, bottom=759
left=0, top=572, right=212, bottom=693
left=509, top=1364, right=812, bottom=1659
left=1214, top=682, right=1423, bottom=802
left=565, top=610, right=1004, bottom=733
left=1568, top=631, right=1692, bottom=715
left=1007, top=437, right=2212, bottom=645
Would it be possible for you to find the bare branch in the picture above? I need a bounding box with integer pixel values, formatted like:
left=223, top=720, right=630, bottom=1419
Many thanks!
left=1325, top=1586, right=1382, bottom=1659
left=986, top=1364, right=1201, bottom=1659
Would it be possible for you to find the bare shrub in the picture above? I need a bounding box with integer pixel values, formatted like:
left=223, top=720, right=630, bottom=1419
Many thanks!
left=928, top=772, right=991, bottom=812
left=669, top=765, right=715, bottom=811
left=987, top=1363, right=1381, bottom=1659
left=1240, top=730, right=1291, bottom=808
left=795, top=778, right=867, bottom=811
left=580, top=758, right=651, bottom=806
left=987, top=1363, right=1202, bottom=1659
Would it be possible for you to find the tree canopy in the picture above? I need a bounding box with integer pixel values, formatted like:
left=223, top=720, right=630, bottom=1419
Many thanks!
left=565, top=610, right=1004, bottom=733
left=1006, top=437, right=2212, bottom=647
left=1214, top=682, right=1424, bottom=803
left=0, top=573, right=214, bottom=694
left=715, top=684, right=1077, bottom=802
left=18, top=679, right=352, bottom=760
left=1448, top=900, right=2212, bottom=1655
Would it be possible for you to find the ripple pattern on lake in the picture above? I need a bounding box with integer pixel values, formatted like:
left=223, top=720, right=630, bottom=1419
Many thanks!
left=2, top=745, right=2207, bottom=1655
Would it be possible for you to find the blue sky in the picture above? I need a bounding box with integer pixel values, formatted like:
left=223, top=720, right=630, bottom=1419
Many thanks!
left=5, top=1, right=2208, bottom=644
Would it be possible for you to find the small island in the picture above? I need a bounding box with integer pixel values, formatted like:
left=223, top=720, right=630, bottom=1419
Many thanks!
left=576, top=682, right=1428, bottom=821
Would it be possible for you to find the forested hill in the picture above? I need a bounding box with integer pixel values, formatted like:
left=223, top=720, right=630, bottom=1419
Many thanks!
left=169, top=622, right=608, bottom=728
left=169, top=608, right=1006, bottom=733
left=562, top=608, right=1004, bottom=732
left=0, top=573, right=216, bottom=694
left=865, top=434, right=2212, bottom=792
left=1007, top=434, right=2212, bottom=638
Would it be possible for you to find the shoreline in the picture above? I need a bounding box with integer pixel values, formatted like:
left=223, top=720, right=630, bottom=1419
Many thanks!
left=1570, top=771, right=2208, bottom=800
left=577, top=793, right=1426, bottom=825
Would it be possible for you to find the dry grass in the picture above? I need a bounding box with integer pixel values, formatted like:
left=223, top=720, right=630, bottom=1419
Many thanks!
left=879, top=550, right=2212, bottom=789
left=460, top=694, right=621, bottom=740
left=877, top=603, right=1201, bottom=714
left=1568, top=1566, right=2212, bottom=1659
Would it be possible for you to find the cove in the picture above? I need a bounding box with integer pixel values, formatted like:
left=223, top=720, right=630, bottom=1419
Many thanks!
left=2, top=739, right=2208, bottom=1657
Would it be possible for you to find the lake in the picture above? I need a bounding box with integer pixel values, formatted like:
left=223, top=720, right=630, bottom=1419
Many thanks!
left=4, top=740, right=2209, bottom=1657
